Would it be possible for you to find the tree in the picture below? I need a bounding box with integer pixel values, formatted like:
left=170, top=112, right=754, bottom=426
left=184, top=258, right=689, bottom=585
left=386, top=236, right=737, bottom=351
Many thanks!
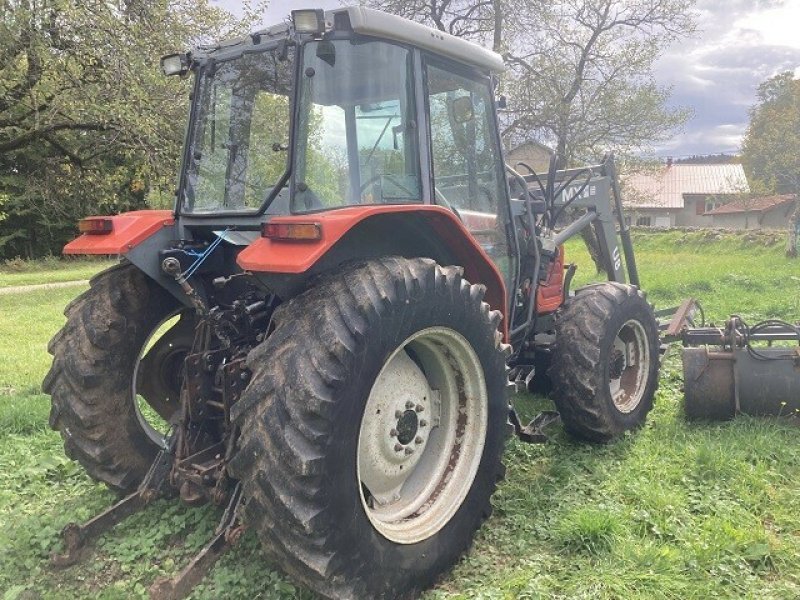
left=364, top=0, right=695, bottom=167
left=0, top=0, right=264, bottom=258
left=741, top=72, right=800, bottom=257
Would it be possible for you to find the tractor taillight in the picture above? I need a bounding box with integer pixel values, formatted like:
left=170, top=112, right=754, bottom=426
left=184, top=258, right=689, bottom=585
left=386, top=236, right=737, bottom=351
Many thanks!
left=78, top=217, right=113, bottom=235
left=262, top=222, right=322, bottom=241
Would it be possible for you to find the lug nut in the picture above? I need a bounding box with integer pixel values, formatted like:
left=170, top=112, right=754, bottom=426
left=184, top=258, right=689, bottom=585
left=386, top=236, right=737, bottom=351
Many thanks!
left=394, top=444, right=404, bottom=452
left=419, top=420, right=427, bottom=427
left=390, top=428, right=398, bottom=437
left=415, top=404, right=424, bottom=412
left=405, top=401, right=414, bottom=409
left=415, top=436, right=423, bottom=444
left=404, top=447, right=414, bottom=455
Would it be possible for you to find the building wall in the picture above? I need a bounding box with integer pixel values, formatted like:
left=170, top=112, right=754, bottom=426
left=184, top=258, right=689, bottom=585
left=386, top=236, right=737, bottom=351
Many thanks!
left=710, top=213, right=756, bottom=229
left=761, top=205, right=795, bottom=229
left=626, top=209, right=675, bottom=227
left=674, top=195, right=720, bottom=227
left=711, top=206, right=795, bottom=230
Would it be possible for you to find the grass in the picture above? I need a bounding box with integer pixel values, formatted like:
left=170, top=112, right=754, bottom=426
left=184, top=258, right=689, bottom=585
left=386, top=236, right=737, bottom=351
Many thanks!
left=0, top=256, right=116, bottom=288
left=1, top=232, right=799, bottom=599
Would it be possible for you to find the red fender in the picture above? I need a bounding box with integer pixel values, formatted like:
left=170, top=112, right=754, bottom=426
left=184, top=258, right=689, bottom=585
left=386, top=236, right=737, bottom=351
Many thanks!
left=63, top=210, right=174, bottom=255
left=238, top=205, right=509, bottom=338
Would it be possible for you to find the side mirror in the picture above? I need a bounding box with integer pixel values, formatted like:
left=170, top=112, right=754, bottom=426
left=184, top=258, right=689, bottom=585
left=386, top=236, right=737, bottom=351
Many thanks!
left=451, top=96, right=475, bottom=123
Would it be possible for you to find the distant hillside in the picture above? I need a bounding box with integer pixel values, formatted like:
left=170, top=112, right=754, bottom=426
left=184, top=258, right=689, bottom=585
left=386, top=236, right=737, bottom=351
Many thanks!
left=673, top=153, right=742, bottom=165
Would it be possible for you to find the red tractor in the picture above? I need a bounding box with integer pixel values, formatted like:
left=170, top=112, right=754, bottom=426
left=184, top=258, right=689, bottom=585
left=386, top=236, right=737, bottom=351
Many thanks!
left=44, top=7, right=661, bottom=599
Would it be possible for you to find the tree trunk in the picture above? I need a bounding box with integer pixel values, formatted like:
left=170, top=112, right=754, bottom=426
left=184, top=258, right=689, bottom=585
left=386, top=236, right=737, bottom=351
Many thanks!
left=787, top=200, right=799, bottom=259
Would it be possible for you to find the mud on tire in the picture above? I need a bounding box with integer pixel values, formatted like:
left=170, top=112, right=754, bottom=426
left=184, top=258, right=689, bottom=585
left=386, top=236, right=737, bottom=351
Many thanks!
left=228, top=257, right=510, bottom=600
left=43, top=263, right=181, bottom=492
left=548, top=282, right=659, bottom=443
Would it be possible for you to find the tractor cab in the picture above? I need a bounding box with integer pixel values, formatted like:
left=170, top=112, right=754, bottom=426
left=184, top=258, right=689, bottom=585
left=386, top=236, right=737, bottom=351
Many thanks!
left=168, top=6, right=515, bottom=297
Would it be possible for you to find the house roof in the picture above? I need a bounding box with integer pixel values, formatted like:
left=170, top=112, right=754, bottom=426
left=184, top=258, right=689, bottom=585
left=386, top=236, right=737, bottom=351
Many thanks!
left=624, top=164, right=749, bottom=209
left=508, top=141, right=554, bottom=154
left=705, top=194, right=796, bottom=215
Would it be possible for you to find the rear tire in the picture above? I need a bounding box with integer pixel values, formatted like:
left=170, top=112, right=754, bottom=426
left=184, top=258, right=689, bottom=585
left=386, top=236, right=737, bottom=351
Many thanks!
left=548, top=282, right=659, bottom=442
left=228, top=257, right=510, bottom=600
left=43, top=263, right=183, bottom=492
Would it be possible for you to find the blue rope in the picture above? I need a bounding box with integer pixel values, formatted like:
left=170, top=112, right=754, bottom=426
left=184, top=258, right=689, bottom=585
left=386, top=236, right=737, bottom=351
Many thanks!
left=183, top=228, right=230, bottom=279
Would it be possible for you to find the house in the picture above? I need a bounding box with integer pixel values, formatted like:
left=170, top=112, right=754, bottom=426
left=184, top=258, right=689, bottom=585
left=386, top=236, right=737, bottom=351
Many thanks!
left=506, top=141, right=554, bottom=174
left=623, top=161, right=750, bottom=227
left=706, top=194, right=797, bottom=230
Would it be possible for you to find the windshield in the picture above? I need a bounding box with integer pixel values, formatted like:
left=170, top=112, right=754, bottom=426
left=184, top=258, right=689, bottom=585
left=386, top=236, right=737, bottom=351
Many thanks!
left=183, top=47, right=294, bottom=213
left=292, top=39, right=421, bottom=212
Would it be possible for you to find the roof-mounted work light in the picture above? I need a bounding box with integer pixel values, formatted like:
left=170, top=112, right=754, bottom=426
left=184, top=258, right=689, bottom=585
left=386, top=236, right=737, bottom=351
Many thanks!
left=292, top=9, right=326, bottom=35
left=160, top=53, right=190, bottom=77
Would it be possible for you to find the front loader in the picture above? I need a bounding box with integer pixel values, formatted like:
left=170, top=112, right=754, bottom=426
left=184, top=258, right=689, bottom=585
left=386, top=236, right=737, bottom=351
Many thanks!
left=43, top=6, right=676, bottom=599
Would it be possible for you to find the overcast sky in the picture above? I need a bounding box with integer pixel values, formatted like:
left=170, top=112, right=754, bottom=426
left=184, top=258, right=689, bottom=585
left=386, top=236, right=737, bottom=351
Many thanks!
left=213, top=0, right=800, bottom=158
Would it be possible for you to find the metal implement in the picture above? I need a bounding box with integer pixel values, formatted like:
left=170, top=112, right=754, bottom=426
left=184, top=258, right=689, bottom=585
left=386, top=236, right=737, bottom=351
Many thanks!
left=681, top=316, right=800, bottom=420
left=51, top=446, right=174, bottom=567
left=149, top=483, right=245, bottom=600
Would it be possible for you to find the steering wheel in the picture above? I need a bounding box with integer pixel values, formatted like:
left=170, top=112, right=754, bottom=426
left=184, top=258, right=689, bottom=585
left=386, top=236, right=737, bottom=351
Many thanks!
left=359, top=173, right=417, bottom=201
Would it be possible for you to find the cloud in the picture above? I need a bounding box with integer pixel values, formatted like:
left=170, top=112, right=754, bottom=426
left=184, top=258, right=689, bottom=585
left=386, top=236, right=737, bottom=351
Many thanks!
left=655, top=0, right=800, bottom=156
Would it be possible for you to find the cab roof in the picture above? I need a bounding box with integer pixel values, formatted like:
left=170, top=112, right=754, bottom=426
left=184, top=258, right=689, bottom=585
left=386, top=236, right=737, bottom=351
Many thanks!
left=222, top=6, right=505, bottom=74
left=331, top=7, right=505, bottom=73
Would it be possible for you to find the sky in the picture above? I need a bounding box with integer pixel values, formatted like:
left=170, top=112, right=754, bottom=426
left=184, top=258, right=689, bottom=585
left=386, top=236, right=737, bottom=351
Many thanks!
left=213, top=0, right=800, bottom=158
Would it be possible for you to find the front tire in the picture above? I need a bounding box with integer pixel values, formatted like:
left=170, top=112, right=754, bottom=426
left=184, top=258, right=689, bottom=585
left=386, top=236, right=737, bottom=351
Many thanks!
left=548, top=282, right=659, bottom=442
left=228, top=257, right=510, bottom=600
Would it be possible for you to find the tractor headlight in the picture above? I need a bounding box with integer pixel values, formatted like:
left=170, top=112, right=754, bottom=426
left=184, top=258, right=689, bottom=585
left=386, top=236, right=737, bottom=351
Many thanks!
left=160, top=53, right=190, bottom=77
left=292, top=9, right=325, bottom=35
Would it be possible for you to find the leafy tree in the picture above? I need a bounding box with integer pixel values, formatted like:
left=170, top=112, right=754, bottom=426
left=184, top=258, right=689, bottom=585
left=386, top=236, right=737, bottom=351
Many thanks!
left=0, top=0, right=263, bottom=258
left=741, top=72, right=800, bottom=257
left=365, top=0, right=695, bottom=167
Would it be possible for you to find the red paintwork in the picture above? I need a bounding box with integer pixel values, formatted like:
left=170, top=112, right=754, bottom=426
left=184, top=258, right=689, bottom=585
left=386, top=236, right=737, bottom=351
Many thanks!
left=536, top=246, right=565, bottom=314
left=63, top=210, right=174, bottom=255
left=237, top=205, right=509, bottom=338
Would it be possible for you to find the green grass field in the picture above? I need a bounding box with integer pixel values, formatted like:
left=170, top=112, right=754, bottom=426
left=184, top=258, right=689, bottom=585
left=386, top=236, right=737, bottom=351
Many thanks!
left=1, top=231, right=799, bottom=599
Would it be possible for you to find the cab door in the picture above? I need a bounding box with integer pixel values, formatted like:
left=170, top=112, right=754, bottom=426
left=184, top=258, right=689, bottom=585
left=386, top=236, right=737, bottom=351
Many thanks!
left=424, top=59, right=515, bottom=295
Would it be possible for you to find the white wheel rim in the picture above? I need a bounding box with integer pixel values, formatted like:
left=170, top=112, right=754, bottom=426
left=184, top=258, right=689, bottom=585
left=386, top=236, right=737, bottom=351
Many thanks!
left=357, top=327, right=488, bottom=544
left=609, top=319, right=650, bottom=413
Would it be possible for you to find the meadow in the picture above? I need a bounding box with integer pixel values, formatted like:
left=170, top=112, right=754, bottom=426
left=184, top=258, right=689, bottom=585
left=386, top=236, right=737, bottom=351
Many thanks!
left=0, top=230, right=799, bottom=599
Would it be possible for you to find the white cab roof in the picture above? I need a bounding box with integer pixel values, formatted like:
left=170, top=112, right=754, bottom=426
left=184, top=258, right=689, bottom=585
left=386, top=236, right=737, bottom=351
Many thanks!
left=329, top=6, right=506, bottom=73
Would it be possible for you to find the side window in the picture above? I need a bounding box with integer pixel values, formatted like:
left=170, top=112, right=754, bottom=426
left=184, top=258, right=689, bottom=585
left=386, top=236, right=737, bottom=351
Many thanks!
left=426, top=63, right=509, bottom=277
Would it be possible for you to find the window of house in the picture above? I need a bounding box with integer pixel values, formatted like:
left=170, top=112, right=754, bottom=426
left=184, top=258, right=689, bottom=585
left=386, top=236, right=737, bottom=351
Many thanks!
left=635, top=215, right=652, bottom=227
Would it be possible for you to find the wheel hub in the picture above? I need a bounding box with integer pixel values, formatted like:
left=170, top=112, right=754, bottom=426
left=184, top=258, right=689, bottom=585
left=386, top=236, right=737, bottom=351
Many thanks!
left=395, top=410, right=419, bottom=445
left=357, top=350, right=434, bottom=505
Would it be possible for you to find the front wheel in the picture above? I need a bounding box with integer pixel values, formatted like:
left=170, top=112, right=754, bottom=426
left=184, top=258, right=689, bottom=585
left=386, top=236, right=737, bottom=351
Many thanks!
left=548, top=282, right=660, bottom=442
left=228, top=257, right=510, bottom=600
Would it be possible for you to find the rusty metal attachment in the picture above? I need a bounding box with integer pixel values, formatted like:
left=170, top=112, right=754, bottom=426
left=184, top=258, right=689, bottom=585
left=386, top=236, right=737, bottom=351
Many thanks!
left=509, top=407, right=561, bottom=443
left=681, top=315, right=800, bottom=420
left=51, top=446, right=174, bottom=567
left=149, top=483, right=245, bottom=600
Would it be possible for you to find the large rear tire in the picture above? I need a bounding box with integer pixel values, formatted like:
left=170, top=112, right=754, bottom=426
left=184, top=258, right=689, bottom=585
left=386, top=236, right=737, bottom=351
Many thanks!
left=228, top=257, right=510, bottom=600
left=43, top=263, right=187, bottom=492
left=548, top=282, right=659, bottom=442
